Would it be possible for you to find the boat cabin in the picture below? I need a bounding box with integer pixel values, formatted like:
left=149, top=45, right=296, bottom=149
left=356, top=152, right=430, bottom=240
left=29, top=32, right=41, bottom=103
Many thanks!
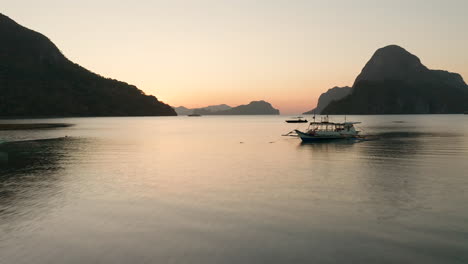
left=308, top=122, right=358, bottom=132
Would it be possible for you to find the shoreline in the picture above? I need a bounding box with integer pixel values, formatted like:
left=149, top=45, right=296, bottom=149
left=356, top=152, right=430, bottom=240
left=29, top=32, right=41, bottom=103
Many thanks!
left=0, top=123, right=73, bottom=130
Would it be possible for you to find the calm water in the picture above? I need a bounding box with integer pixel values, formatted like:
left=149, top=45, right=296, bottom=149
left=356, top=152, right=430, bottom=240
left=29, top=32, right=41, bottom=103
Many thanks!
left=1, top=115, right=468, bottom=263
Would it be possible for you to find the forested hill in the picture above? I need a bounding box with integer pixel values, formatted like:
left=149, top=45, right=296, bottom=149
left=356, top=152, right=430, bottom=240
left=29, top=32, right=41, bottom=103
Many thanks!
left=0, top=13, right=176, bottom=117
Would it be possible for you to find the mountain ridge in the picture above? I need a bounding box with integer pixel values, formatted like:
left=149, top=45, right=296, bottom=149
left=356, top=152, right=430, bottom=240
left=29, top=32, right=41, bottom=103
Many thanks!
left=185, top=101, right=280, bottom=115
left=174, top=104, right=232, bottom=115
left=0, top=13, right=176, bottom=117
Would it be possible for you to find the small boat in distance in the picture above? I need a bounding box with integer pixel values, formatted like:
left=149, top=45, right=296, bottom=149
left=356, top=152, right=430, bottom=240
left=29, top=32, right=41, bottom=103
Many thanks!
left=285, top=116, right=308, bottom=123
left=188, top=113, right=201, bottom=117
left=293, top=116, right=361, bottom=142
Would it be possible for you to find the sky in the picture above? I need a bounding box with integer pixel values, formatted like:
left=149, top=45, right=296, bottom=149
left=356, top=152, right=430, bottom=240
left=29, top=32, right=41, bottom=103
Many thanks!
left=3, top=0, right=468, bottom=114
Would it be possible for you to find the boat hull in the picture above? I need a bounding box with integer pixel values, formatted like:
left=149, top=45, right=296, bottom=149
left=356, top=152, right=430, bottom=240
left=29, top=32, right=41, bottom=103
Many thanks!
left=285, top=120, right=308, bottom=123
left=294, top=130, right=355, bottom=142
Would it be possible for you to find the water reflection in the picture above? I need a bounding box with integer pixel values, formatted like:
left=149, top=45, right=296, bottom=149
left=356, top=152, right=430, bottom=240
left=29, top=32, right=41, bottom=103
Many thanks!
left=298, top=139, right=359, bottom=150
left=357, top=130, right=464, bottom=221
left=1, top=138, right=67, bottom=171
left=0, top=138, right=79, bottom=232
left=0, top=116, right=467, bottom=263
left=294, top=130, right=464, bottom=222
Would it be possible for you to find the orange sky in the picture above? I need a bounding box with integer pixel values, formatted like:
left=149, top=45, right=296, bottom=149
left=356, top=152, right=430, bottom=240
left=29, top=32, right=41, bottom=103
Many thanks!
left=3, top=0, right=468, bottom=114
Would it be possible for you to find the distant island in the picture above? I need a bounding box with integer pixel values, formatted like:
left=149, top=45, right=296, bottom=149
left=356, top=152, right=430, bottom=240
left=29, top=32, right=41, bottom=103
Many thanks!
left=174, top=104, right=232, bottom=115
left=307, top=45, right=468, bottom=114
left=0, top=13, right=176, bottom=117
left=176, top=101, right=280, bottom=115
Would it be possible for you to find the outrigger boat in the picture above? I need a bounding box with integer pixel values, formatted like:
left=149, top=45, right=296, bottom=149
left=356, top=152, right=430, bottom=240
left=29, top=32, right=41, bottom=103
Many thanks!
left=292, top=116, right=361, bottom=142
left=285, top=116, right=308, bottom=123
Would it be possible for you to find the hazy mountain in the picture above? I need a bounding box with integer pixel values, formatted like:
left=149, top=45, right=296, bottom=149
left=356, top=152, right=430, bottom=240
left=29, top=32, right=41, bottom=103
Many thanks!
left=322, top=45, right=468, bottom=114
left=303, top=86, right=351, bottom=114
left=202, top=104, right=232, bottom=112
left=192, top=104, right=232, bottom=115
left=174, top=106, right=193, bottom=115
left=204, top=101, right=280, bottom=115
left=178, top=101, right=278, bottom=115
left=175, top=104, right=232, bottom=115
left=0, top=13, right=176, bottom=117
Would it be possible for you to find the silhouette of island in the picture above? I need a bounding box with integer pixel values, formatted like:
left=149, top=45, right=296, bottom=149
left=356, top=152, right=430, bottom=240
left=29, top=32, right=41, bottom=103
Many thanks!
left=177, top=101, right=279, bottom=115
left=0, top=14, right=176, bottom=117
left=174, top=104, right=232, bottom=115
left=206, top=101, right=279, bottom=115
left=320, top=45, right=468, bottom=114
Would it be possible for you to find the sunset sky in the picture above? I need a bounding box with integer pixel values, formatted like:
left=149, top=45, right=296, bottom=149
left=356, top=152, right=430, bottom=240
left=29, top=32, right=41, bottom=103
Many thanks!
left=4, top=0, right=468, bottom=114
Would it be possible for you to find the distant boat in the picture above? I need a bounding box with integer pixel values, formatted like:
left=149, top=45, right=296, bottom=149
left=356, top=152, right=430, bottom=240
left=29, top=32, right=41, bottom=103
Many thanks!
left=285, top=116, right=308, bottom=123
left=293, top=116, right=361, bottom=142
left=188, top=113, right=201, bottom=117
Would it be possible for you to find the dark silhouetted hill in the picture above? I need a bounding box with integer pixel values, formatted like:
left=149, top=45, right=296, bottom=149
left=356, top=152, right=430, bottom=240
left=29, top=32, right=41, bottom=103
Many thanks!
left=174, top=106, right=192, bottom=115
left=0, top=13, right=176, bottom=117
left=303, top=86, right=351, bottom=114
left=321, top=45, right=468, bottom=114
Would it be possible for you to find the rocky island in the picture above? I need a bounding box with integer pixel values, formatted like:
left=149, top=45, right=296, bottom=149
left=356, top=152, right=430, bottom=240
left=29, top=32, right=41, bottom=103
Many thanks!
left=303, top=86, right=351, bottom=114
left=308, top=45, right=468, bottom=114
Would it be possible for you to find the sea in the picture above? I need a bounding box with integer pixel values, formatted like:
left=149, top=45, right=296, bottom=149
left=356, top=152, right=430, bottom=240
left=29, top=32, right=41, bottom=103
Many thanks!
left=1, top=115, right=467, bottom=264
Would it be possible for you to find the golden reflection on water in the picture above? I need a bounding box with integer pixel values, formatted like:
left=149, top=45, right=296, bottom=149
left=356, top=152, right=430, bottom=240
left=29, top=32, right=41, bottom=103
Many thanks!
left=1, top=115, right=468, bottom=263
